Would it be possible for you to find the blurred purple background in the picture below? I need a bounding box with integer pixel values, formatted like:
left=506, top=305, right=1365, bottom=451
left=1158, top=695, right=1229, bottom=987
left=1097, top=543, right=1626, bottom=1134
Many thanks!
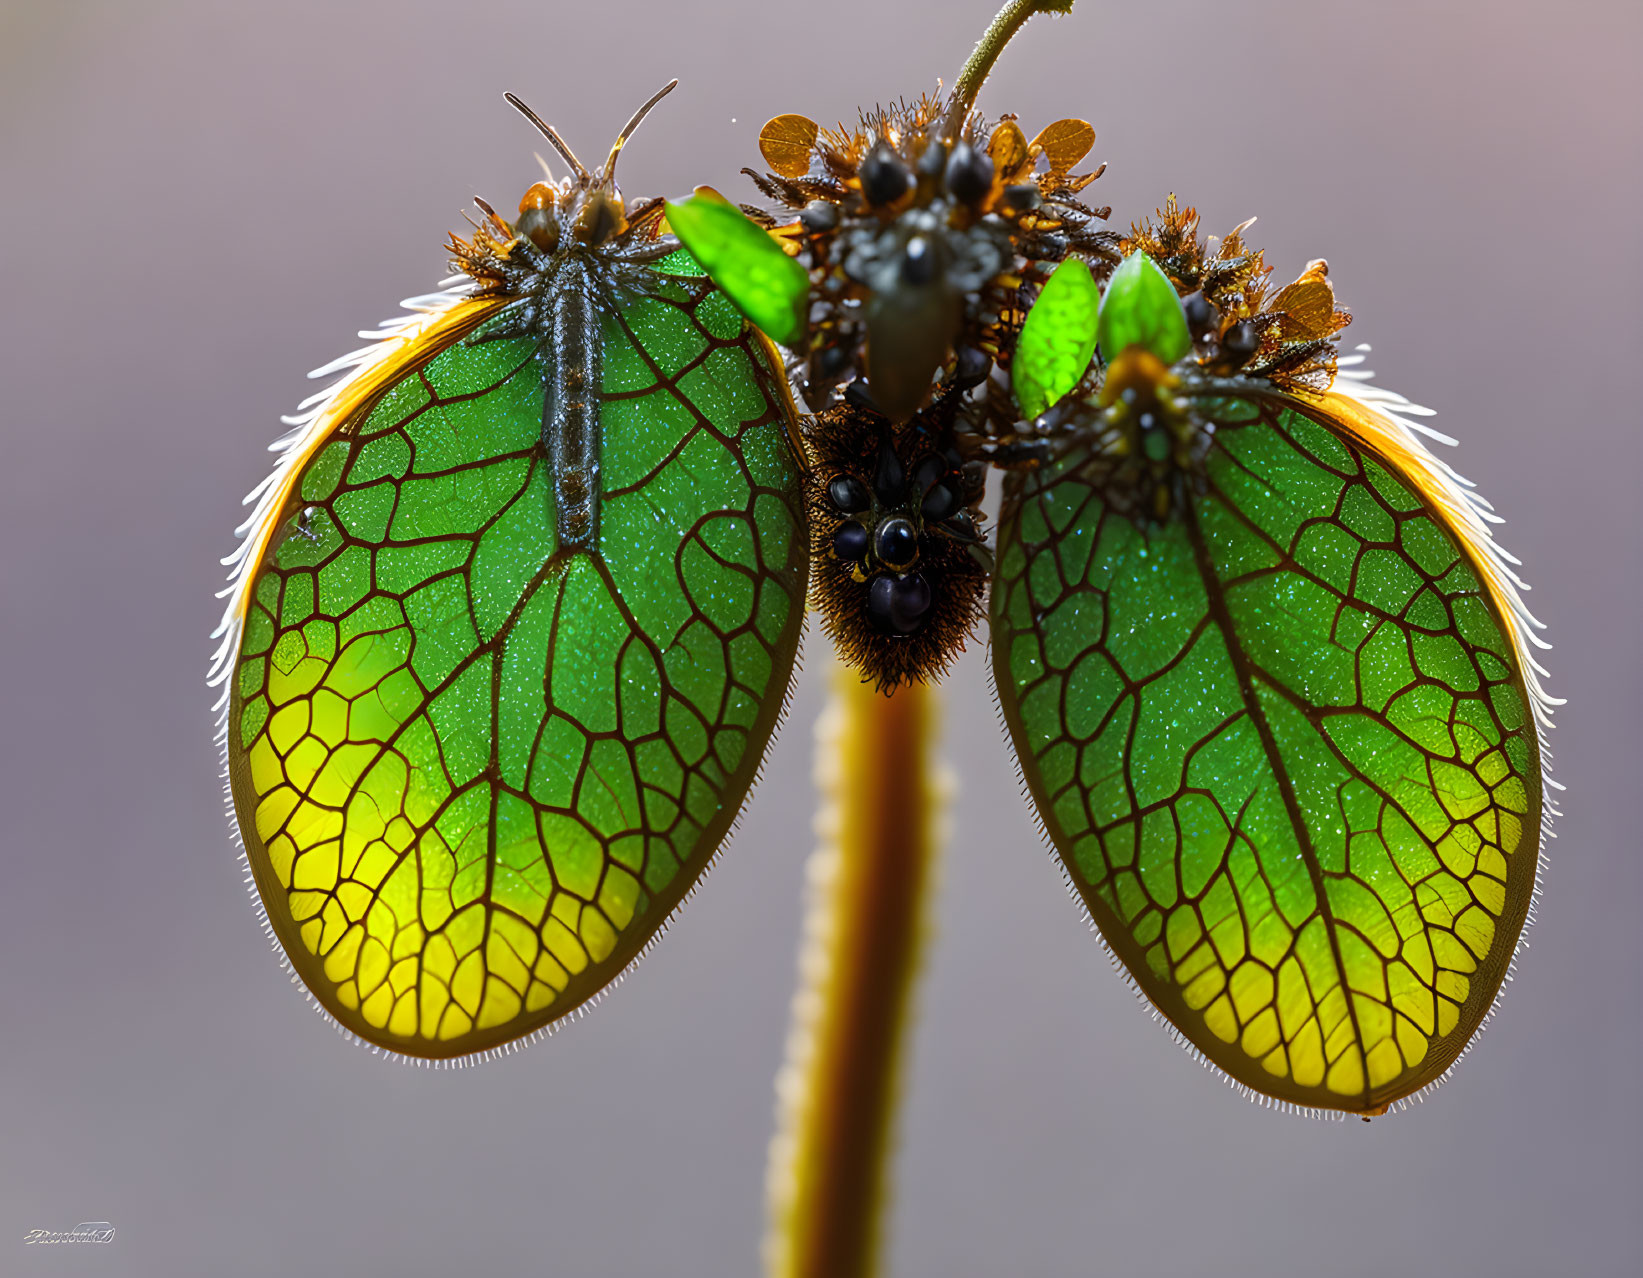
left=1, top=1, right=1638, bottom=1274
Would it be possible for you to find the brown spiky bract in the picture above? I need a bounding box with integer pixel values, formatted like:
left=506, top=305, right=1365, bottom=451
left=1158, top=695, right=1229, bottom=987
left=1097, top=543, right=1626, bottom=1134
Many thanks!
left=447, top=203, right=521, bottom=293
left=1125, top=195, right=1353, bottom=390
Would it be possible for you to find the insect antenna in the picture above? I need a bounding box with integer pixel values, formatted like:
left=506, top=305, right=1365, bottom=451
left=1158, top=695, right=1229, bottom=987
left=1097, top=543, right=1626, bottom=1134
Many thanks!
left=504, top=92, right=590, bottom=182
left=599, top=79, right=679, bottom=188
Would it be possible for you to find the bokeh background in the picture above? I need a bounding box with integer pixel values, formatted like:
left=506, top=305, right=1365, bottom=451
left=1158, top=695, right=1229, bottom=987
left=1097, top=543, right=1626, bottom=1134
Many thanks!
left=2, top=1, right=1638, bottom=1274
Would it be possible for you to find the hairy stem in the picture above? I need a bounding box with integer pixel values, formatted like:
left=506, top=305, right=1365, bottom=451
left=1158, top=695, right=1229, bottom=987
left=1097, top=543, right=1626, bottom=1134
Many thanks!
left=764, top=664, right=944, bottom=1278
left=948, top=0, right=1078, bottom=128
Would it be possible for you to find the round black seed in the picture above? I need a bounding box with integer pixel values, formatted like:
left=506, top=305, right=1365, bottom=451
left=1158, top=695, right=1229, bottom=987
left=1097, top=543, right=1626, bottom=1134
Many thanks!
left=912, top=455, right=945, bottom=494
left=872, top=441, right=905, bottom=504
left=1183, top=292, right=1215, bottom=336
left=866, top=575, right=897, bottom=632
left=890, top=572, right=933, bottom=629
left=875, top=517, right=919, bottom=570
left=799, top=199, right=841, bottom=232
left=1001, top=183, right=1042, bottom=212
left=827, top=474, right=871, bottom=513
left=917, top=138, right=949, bottom=178
left=833, top=520, right=870, bottom=560
left=901, top=235, right=936, bottom=286
left=944, top=142, right=994, bottom=203
left=866, top=572, right=933, bottom=635
left=921, top=480, right=959, bottom=521
left=516, top=206, right=559, bottom=254
left=867, top=572, right=932, bottom=634
left=953, top=345, right=992, bottom=388
left=860, top=141, right=911, bottom=207
left=1223, top=320, right=1260, bottom=361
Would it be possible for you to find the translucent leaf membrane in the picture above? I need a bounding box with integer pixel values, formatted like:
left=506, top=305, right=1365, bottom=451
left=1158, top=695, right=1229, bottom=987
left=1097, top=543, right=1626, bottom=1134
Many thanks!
left=1097, top=250, right=1191, bottom=365
left=665, top=194, right=809, bottom=346
left=228, top=264, right=807, bottom=1058
left=991, top=395, right=1540, bottom=1113
left=1012, top=258, right=1099, bottom=421
left=759, top=113, right=820, bottom=179
left=1028, top=118, right=1096, bottom=176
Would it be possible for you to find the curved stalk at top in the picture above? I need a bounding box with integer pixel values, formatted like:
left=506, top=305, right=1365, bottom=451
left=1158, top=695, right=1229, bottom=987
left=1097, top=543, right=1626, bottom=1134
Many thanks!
left=946, top=0, right=1079, bottom=132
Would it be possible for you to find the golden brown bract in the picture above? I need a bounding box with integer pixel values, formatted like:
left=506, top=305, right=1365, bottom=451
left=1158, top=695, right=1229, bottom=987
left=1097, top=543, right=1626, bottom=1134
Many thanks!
left=803, top=391, right=990, bottom=690
left=1125, top=195, right=1353, bottom=391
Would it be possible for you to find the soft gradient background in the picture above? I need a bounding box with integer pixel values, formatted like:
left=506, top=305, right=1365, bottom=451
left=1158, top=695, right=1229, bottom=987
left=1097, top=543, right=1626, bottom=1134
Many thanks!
left=1, top=1, right=1637, bottom=1274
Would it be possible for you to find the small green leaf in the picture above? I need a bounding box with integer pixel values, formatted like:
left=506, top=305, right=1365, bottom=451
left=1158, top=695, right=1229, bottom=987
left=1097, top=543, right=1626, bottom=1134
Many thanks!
left=1097, top=251, right=1191, bottom=365
left=665, top=193, right=808, bottom=346
left=1012, top=258, right=1100, bottom=420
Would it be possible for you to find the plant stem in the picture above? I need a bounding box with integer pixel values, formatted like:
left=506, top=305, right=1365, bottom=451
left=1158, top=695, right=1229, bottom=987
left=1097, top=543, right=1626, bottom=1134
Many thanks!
left=764, top=663, right=943, bottom=1278
left=948, top=0, right=1078, bottom=129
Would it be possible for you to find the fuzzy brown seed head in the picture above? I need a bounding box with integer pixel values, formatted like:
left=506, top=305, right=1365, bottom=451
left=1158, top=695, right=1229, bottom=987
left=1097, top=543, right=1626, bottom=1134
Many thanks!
left=803, top=390, right=991, bottom=690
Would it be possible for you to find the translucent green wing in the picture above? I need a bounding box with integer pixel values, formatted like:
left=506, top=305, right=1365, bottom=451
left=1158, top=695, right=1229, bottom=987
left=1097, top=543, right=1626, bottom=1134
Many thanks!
left=215, top=261, right=807, bottom=1059
left=990, top=384, right=1549, bottom=1114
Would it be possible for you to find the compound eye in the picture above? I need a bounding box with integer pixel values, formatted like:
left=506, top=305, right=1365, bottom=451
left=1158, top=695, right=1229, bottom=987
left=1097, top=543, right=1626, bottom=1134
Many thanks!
left=573, top=190, right=625, bottom=246
left=518, top=182, right=554, bottom=215
left=517, top=183, right=560, bottom=253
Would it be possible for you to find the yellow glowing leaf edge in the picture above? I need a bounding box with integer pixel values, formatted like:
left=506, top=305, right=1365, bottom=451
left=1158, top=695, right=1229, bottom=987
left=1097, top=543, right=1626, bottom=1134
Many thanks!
left=1002, top=344, right=1560, bottom=1120
left=207, top=276, right=807, bottom=1068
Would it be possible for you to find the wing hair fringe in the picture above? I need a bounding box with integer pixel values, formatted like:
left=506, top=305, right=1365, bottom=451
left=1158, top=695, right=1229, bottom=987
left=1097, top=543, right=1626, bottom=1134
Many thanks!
left=991, top=344, right=1560, bottom=1117
left=205, top=279, right=812, bottom=1066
